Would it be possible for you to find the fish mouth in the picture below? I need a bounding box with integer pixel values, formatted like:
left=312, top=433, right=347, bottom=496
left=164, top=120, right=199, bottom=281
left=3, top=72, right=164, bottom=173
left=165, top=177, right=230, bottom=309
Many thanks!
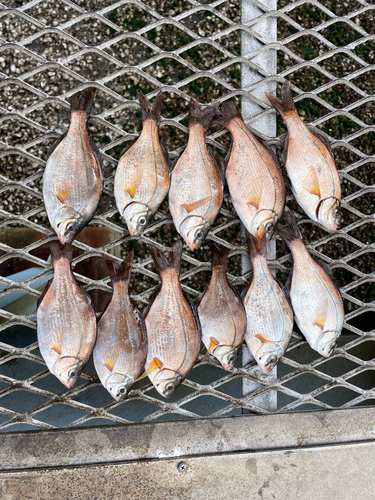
left=57, top=234, right=73, bottom=246
left=61, top=380, right=75, bottom=389
left=188, top=242, right=200, bottom=251
left=221, top=362, right=234, bottom=372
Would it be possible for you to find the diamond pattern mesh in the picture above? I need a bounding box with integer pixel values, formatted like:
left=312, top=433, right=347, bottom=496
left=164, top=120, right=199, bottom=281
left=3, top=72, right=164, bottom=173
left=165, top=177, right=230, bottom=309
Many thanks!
left=0, top=0, right=374, bottom=431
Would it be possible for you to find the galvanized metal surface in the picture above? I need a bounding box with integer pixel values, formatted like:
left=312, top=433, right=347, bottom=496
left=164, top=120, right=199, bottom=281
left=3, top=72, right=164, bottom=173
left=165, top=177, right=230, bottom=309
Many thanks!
left=0, top=0, right=374, bottom=431
left=2, top=441, right=375, bottom=499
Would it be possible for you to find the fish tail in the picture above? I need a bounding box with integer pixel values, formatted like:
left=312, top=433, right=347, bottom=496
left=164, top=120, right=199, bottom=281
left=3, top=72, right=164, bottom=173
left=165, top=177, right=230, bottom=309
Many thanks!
left=139, top=91, right=163, bottom=124
left=246, top=230, right=267, bottom=259
left=149, top=240, right=183, bottom=277
left=105, top=251, right=134, bottom=284
left=265, top=81, right=296, bottom=118
left=49, top=240, right=73, bottom=263
left=275, top=210, right=302, bottom=245
left=189, top=97, right=218, bottom=130
left=211, top=244, right=229, bottom=270
left=213, top=99, right=242, bottom=127
left=71, top=87, right=96, bottom=116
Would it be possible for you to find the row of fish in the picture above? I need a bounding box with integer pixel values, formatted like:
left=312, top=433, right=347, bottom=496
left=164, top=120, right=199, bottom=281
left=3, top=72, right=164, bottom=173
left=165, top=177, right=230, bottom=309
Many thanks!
left=43, top=82, right=341, bottom=251
left=37, top=209, right=344, bottom=399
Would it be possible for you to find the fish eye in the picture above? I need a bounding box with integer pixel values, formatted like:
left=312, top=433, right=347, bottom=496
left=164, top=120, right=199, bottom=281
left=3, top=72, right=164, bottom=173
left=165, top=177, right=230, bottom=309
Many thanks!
left=69, top=370, right=77, bottom=378
left=334, top=210, right=340, bottom=219
left=119, top=387, right=126, bottom=394
left=267, top=356, right=277, bottom=366
left=229, top=354, right=236, bottom=362
left=67, top=224, right=75, bottom=232
left=329, top=342, right=337, bottom=353
left=195, top=229, right=204, bottom=240
left=138, top=216, right=147, bottom=226
left=166, top=383, right=175, bottom=392
left=265, top=223, right=273, bottom=233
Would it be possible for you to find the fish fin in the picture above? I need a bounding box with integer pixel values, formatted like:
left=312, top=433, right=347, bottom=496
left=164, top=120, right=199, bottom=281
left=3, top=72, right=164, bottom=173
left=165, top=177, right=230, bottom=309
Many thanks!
left=241, top=273, right=253, bottom=299
left=149, top=240, right=183, bottom=277
left=119, top=137, right=138, bottom=158
left=211, top=244, right=229, bottom=270
left=105, top=251, right=134, bottom=285
left=49, top=241, right=73, bottom=263
left=125, top=182, right=139, bottom=198
left=55, top=190, right=70, bottom=203
left=51, top=344, right=62, bottom=355
left=200, top=337, right=220, bottom=363
left=89, top=136, right=104, bottom=177
left=160, top=139, right=172, bottom=172
left=37, top=279, right=52, bottom=309
left=103, top=360, right=115, bottom=372
left=307, top=125, right=335, bottom=160
left=265, top=80, right=296, bottom=118
left=246, top=229, right=267, bottom=258
left=46, top=131, right=68, bottom=162
left=181, top=196, right=211, bottom=213
left=303, top=167, right=321, bottom=198
left=284, top=270, right=293, bottom=301
left=185, top=291, right=202, bottom=333
left=213, top=99, right=242, bottom=128
left=252, top=132, right=284, bottom=176
left=71, top=87, right=96, bottom=115
left=139, top=91, right=163, bottom=124
left=143, top=284, right=161, bottom=319
left=313, top=299, right=329, bottom=330
left=135, top=357, right=162, bottom=382
left=207, top=146, right=225, bottom=184
left=189, top=98, right=218, bottom=130
left=275, top=209, right=302, bottom=246
left=313, top=259, right=340, bottom=293
left=255, top=334, right=269, bottom=343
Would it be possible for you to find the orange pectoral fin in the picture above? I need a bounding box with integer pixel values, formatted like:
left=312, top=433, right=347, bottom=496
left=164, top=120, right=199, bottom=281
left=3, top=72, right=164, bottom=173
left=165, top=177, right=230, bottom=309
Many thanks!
left=51, top=344, right=62, bottom=355
left=247, top=196, right=260, bottom=210
left=181, top=196, right=211, bottom=213
left=200, top=337, right=219, bottom=364
left=135, top=357, right=162, bottom=382
left=304, top=168, right=321, bottom=198
left=103, top=361, right=114, bottom=372
left=55, top=190, right=70, bottom=203
left=313, top=299, right=328, bottom=330
left=255, top=334, right=283, bottom=344
left=125, top=183, right=138, bottom=198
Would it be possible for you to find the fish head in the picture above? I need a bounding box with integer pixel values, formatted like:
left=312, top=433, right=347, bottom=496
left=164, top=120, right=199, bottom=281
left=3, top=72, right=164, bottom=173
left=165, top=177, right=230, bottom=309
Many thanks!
left=53, top=357, right=84, bottom=388
left=318, top=198, right=340, bottom=232
left=314, top=330, right=339, bottom=358
left=123, top=202, right=153, bottom=237
left=255, top=342, right=284, bottom=373
left=55, top=207, right=84, bottom=245
left=152, top=369, right=183, bottom=398
left=180, top=216, right=209, bottom=251
left=106, top=373, right=133, bottom=401
left=252, top=210, right=278, bottom=241
left=214, top=345, right=238, bottom=371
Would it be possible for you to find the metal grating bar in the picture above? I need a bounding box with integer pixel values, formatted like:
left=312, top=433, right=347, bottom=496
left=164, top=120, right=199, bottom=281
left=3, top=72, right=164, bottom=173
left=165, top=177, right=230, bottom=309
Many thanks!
left=0, top=0, right=374, bottom=431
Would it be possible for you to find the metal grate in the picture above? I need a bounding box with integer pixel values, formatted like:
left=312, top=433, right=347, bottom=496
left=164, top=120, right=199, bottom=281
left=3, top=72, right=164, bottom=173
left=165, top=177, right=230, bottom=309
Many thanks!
left=0, top=0, right=374, bottom=431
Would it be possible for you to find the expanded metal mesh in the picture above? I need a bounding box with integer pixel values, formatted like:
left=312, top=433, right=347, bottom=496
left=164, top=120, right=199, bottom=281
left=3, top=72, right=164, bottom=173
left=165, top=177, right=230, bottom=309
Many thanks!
left=0, top=0, right=374, bottom=431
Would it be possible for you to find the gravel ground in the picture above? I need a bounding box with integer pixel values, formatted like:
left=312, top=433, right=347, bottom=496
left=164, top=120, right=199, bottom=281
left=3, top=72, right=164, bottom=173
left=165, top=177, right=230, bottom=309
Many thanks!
left=0, top=0, right=373, bottom=308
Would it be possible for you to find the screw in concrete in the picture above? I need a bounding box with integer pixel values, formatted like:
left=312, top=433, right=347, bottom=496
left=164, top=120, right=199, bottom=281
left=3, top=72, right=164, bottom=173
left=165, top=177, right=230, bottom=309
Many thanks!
left=177, top=461, right=189, bottom=472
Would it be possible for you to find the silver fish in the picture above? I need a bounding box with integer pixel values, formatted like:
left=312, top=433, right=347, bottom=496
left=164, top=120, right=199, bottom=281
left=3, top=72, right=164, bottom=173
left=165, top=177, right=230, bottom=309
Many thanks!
left=276, top=210, right=344, bottom=357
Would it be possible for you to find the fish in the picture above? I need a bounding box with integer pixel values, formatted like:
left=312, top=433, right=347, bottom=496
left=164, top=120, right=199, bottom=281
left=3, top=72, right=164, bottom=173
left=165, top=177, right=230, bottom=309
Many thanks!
left=243, top=230, right=293, bottom=373
left=93, top=252, right=147, bottom=401
left=43, top=88, right=104, bottom=245
left=197, top=244, right=246, bottom=371
left=37, top=241, right=97, bottom=388
left=142, top=240, right=201, bottom=398
left=169, top=98, right=223, bottom=251
left=276, top=210, right=344, bottom=357
left=266, top=81, right=341, bottom=232
left=214, top=99, right=285, bottom=241
left=114, top=92, right=171, bottom=237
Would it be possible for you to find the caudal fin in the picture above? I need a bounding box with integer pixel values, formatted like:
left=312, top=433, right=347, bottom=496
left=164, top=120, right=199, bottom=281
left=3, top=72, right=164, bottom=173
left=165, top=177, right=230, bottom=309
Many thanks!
left=139, top=91, right=163, bottom=123
left=189, top=97, right=218, bottom=130
left=265, top=81, right=296, bottom=118
left=213, top=99, right=242, bottom=128
left=246, top=229, right=267, bottom=260
left=105, top=251, right=134, bottom=285
left=275, top=210, right=302, bottom=246
left=49, top=240, right=73, bottom=263
left=149, top=240, right=183, bottom=277
left=211, top=244, right=229, bottom=270
left=71, top=87, right=96, bottom=116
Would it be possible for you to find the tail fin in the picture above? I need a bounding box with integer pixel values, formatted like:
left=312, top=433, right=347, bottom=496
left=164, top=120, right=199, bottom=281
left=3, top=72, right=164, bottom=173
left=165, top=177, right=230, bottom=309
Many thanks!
left=149, top=240, right=183, bottom=277
left=265, top=81, right=296, bottom=118
left=211, top=244, right=229, bottom=270
left=71, top=87, right=96, bottom=116
left=275, top=210, right=302, bottom=246
left=246, top=230, right=267, bottom=260
left=49, top=240, right=73, bottom=264
left=213, top=99, right=242, bottom=128
left=189, top=97, right=218, bottom=130
left=139, top=91, right=163, bottom=124
left=105, top=251, right=134, bottom=285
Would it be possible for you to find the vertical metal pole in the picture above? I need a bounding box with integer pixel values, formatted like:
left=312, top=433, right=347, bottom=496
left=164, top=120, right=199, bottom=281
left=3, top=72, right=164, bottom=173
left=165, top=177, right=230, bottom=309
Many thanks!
left=241, top=0, right=278, bottom=412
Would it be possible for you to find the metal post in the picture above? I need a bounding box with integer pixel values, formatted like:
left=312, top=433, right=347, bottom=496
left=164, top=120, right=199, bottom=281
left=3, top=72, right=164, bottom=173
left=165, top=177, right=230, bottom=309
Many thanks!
left=241, top=0, right=278, bottom=411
